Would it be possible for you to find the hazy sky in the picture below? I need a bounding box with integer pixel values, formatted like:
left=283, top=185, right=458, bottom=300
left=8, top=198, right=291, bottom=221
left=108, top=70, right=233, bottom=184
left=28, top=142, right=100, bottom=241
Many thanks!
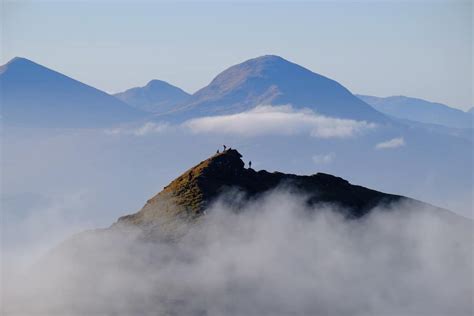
left=1, top=0, right=472, bottom=110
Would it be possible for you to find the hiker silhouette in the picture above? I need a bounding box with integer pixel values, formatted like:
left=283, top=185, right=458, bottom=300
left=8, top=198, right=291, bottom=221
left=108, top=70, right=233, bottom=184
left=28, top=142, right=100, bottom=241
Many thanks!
left=223, top=145, right=227, bottom=151
left=249, top=161, right=252, bottom=169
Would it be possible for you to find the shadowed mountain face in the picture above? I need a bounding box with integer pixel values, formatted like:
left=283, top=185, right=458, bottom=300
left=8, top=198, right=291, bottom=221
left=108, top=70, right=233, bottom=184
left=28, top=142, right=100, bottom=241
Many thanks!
left=170, top=55, right=388, bottom=122
left=114, top=79, right=190, bottom=113
left=0, top=57, right=146, bottom=128
left=115, top=149, right=432, bottom=237
left=358, top=95, right=473, bottom=129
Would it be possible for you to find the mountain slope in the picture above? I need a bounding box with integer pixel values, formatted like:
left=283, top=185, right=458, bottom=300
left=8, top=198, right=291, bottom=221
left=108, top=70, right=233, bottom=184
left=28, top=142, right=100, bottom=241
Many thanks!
left=358, top=95, right=472, bottom=129
left=114, top=149, right=450, bottom=239
left=170, top=55, right=388, bottom=122
left=0, top=57, right=146, bottom=128
left=114, top=79, right=190, bottom=113
left=10, top=148, right=471, bottom=316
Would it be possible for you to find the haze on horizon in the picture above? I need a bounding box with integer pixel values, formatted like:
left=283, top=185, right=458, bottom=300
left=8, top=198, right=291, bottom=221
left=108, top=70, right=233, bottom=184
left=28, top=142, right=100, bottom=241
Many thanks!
left=1, top=0, right=472, bottom=110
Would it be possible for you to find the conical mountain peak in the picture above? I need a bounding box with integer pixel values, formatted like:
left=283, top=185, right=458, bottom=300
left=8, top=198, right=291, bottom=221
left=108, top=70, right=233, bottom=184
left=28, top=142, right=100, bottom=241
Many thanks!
left=0, top=57, right=145, bottom=127
left=145, top=79, right=175, bottom=89
left=5, top=56, right=36, bottom=66
left=114, top=79, right=191, bottom=113
left=177, top=55, right=388, bottom=122
left=1, top=57, right=46, bottom=75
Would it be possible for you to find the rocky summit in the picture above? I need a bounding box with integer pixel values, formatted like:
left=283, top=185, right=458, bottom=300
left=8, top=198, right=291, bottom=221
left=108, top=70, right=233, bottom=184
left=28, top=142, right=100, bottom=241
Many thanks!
left=115, top=149, right=413, bottom=237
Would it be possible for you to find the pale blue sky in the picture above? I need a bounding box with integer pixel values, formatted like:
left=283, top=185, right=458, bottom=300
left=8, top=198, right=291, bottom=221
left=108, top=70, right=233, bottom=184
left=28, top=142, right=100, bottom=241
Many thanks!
left=1, top=0, right=472, bottom=110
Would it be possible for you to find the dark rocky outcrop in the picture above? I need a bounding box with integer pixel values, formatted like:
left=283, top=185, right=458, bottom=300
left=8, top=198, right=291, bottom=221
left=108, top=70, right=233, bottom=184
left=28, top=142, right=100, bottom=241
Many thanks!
left=116, top=149, right=411, bottom=237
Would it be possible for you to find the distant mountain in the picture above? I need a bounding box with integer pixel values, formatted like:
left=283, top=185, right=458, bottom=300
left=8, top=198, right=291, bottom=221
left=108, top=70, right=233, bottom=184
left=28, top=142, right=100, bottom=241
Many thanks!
left=0, top=57, right=146, bottom=128
left=171, top=55, right=388, bottom=122
left=357, top=95, right=472, bottom=129
left=114, top=79, right=190, bottom=113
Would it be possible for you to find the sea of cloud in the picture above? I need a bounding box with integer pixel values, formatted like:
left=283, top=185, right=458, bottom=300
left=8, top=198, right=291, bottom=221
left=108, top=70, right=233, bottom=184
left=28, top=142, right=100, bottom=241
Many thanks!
left=3, top=190, right=472, bottom=316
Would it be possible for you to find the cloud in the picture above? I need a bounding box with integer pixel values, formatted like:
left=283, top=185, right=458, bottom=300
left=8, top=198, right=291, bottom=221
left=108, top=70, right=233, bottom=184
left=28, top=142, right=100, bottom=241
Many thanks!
left=4, top=191, right=472, bottom=316
left=184, top=105, right=376, bottom=138
left=312, top=152, right=335, bottom=164
left=105, top=106, right=376, bottom=139
left=1, top=190, right=97, bottom=276
left=105, top=122, right=169, bottom=136
left=375, top=137, right=405, bottom=149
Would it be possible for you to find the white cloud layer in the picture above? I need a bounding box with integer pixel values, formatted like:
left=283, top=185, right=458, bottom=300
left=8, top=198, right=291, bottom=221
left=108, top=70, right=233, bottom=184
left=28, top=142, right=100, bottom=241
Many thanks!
left=376, top=137, right=405, bottom=149
left=184, top=105, right=376, bottom=138
left=4, top=191, right=472, bottom=316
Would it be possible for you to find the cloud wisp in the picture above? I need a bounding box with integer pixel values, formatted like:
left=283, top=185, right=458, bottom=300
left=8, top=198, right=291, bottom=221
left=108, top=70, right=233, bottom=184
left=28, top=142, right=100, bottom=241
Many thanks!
left=103, top=106, right=376, bottom=139
left=312, top=152, right=335, bottom=164
left=4, top=190, right=472, bottom=316
left=376, top=137, right=405, bottom=149
left=105, top=122, right=169, bottom=136
left=184, top=105, right=377, bottom=139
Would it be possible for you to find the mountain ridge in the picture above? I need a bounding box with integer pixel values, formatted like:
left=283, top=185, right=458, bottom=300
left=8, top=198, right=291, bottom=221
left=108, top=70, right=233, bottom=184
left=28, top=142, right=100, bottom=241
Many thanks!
left=163, top=55, right=389, bottom=122
left=112, top=148, right=456, bottom=241
left=358, top=94, right=472, bottom=129
left=0, top=57, right=146, bottom=128
left=16, top=148, right=473, bottom=316
left=114, top=79, right=190, bottom=113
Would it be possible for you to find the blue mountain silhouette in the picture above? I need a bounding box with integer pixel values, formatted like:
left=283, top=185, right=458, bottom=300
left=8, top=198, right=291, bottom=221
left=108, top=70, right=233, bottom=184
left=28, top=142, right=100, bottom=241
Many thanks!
left=358, top=95, right=472, bottom=129
left=114, top=79, right=190, bottom=113
left=170, top=55, right=388, bottom=122
left=0, top=57, right=146, bottom=128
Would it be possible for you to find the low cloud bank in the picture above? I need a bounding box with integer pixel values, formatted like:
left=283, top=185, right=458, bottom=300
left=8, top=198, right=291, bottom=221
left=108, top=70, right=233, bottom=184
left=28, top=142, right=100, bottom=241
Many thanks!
left=184, top=105, right=376, bottom=138
left=376, top=137, right=405, bottom=149
left=104, top=106, right=376, bottom=138
left=4, top=191, right=472, bottom=316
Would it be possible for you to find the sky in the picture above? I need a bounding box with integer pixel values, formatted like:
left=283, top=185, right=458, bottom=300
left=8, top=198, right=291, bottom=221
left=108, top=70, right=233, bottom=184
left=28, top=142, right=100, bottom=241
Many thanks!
left=1, top=0, right=472, bottom=110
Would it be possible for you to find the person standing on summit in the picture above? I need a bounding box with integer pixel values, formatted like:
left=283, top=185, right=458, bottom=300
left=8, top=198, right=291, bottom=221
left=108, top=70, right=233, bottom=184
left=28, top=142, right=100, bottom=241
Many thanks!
left=223, top=145, right=227, bottom=151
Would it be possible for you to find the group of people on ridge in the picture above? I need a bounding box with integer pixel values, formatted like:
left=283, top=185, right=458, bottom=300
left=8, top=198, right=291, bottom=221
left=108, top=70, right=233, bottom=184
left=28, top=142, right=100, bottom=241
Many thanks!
left=216, top=145, right=251, bottom=169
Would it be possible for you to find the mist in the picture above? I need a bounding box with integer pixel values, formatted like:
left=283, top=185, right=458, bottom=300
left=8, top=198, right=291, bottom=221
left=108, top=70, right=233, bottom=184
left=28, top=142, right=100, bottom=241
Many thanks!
left=3, top=190, right=472, bottom=316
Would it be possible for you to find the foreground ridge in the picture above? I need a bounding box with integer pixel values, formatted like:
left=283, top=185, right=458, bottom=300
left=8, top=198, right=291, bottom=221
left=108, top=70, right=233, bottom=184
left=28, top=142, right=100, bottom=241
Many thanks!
left=116, top=149, right=410, bottom=232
